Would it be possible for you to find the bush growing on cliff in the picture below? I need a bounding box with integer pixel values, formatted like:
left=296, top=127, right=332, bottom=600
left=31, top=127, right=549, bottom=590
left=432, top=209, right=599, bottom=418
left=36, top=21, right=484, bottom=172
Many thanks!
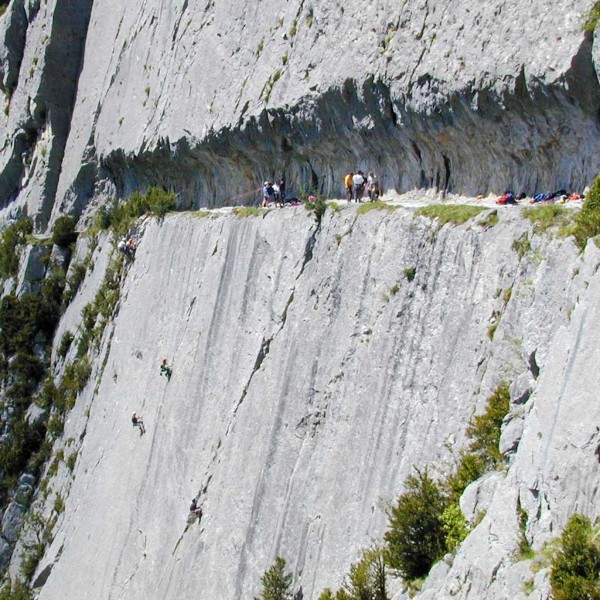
left=95, top=188, right=177, bottom=236
left=584, top=2, right=600, bottom=31
left=445, top=383, right=510, bottom=502
left=0, top=579, right=33, bottom=600
left=344, top=547, right=388, bottom=600
left=0, top=217, right=33, bottom=279
left=550, top=514, right=600, bottom=599
left=51, top=215, right=78, bottom=247
left=572, top=175, right=600, bottom=250
left=62, top=262, right=87, bottom=309
left=384, top=468, right=448, bottom=580
left=256, top=556, right=293, bottom=600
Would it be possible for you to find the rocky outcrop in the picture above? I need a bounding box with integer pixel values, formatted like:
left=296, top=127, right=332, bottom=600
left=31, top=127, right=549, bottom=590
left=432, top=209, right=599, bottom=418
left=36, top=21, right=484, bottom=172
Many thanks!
left=0, top=0, right=93, bottom=227
left=0, top=473, right=35, bottom=570
left=0, top=1, right=599, bottom=227
left=13, top=204, right=596, bottom=599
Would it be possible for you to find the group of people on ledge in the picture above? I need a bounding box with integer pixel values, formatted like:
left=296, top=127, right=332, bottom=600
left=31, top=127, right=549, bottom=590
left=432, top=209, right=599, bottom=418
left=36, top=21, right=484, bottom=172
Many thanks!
left=260, top=171, right=382, bottom=207
left=261, top=178, right=287, bottom=207
left=344, top=171, right=380, bottom=202
left=117, top=235, right=137, bottom=258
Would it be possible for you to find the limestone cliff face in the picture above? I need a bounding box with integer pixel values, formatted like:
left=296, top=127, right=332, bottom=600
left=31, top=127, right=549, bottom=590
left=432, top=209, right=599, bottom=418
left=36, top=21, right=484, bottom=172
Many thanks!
left=17, top=205, right=598, bottom=600
left=0, top=1, right=599, bottom=226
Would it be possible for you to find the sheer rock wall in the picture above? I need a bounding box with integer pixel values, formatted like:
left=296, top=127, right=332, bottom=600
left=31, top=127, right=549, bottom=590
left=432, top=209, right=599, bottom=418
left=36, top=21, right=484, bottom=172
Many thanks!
left=23, top=206, right=600, bottom=599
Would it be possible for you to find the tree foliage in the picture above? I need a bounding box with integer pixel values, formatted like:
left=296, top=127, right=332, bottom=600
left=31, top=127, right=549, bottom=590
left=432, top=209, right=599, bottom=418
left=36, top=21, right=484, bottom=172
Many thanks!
left=384, top=468, right=448, bottom=580
left=343, top=547, right=388, bottom=600
left=94, top=188, right=177, bottom=237
left=551, top=514, right=600, bottom=600
left=573, top=175, right=600, bottom=250
left=257, top=556, right=293, bottom=600
left=0, top=218, right=33, bottom=279
left=445, top=384, right=510, bottom=503
left=51, top=215, right=78, bottom=247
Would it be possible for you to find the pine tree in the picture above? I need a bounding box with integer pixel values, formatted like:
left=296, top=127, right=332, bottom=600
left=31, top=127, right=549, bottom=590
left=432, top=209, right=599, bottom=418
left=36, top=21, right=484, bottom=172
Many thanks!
left=258, top=556, right=293, bottom=600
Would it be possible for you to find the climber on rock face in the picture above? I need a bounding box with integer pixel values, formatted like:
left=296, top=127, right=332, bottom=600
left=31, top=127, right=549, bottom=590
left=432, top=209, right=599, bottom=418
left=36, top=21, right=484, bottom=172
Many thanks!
left=131, top=411, right=145, bottom=435
left=189, top=497, right=203, bottom=522
left=160, top=358, right=172, bottom=381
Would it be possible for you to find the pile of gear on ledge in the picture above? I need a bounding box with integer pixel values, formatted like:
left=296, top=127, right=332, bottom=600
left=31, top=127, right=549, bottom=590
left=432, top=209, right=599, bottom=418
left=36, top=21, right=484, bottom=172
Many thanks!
left=495, top=189, right=584, bottom=205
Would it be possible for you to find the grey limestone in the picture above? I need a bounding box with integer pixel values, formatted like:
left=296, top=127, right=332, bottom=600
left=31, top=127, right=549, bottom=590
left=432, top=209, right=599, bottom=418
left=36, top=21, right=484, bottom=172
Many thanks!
left=1, top=501, right=24, bottom=544
left=0, top=2, right=598, bottom=229
left=16, top=205, right=595, bottom=600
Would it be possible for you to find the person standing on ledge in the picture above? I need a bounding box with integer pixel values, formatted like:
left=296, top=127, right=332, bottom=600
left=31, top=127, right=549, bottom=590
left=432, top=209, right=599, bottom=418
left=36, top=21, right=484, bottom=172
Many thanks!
left=353, top=171, right=365, bottom=202
left=344, top=172, right=354, bottom=202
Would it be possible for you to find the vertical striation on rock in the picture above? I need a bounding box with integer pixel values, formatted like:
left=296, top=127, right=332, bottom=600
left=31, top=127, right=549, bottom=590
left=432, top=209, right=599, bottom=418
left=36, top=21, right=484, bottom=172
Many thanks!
left=14, top=206, right=595, bottom=600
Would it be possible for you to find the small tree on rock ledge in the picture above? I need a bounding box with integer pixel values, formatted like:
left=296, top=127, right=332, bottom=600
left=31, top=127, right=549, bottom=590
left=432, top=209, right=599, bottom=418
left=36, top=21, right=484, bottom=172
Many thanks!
left=256, top=556, right=293, bottom=600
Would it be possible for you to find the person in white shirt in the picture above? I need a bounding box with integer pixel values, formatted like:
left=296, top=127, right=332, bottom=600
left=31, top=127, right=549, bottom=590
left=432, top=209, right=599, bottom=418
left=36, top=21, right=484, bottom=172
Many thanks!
left=367, top=172, right=379, bottom=201
left=352, top=171, right=365, bottom=202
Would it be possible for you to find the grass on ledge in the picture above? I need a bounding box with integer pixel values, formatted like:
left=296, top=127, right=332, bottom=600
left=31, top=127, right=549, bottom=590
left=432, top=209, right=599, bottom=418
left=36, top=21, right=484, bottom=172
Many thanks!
left=415, top=204, right=485, bottom=225
left=357, top=200, right=397, bottom=215
left=522, top=204, right=572, bottom=234
left=232, top=206, right=268, bottom=218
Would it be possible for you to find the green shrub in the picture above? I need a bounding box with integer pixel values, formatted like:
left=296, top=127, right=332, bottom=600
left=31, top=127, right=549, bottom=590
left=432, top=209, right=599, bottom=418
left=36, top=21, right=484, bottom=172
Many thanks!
left=342, top=547, right=387, bottom=600
left=0, top=418, right=45, bottom=488
left=66, top=451, right=78, bottom=472
left=0, top=218, right=33, bottom=279
left=257, top=556, right=293, bottom=600
left=512, top=233, right=532, bottom=258
left=51, top=216, right=78, bottom=247
left=403, top=267, right=416, bottom=282
left=572, top=176, right=600, bottom=250
left=445, top=384, right=510, bottom=502
left=465, top=384, right=510, bottom=469
left=441, top=503, right=470, bottom=553
left=415, top=205, right=484, bottom=225
left=96, top=188, right=177, bottom=237
left=518, top=502, right=534, bottom=560
left=20, top=542, right=44, bottom=583
left=53, top=493, right=64, bottom=515
left=479, top=210, right=499, bottom=228
left=62, top=263, right=87, bottom=308
left=304, top=196, right=328, bottom=224
left=445, top=453, right=487, bottom=503
left=550, top=514, right=600, bottom=599
left=384, top=468, right=448, bottom=580
left=47, top=412, right=64, bottom=438
left=57, top=331, right=74, bottom=359
left=584, top=2, right=600, bottom=31
left=0, top=578, right=33, bottom=600
left=26, top=439, right=52, bottom=476
left=94, top=206, right=112, bottom=230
